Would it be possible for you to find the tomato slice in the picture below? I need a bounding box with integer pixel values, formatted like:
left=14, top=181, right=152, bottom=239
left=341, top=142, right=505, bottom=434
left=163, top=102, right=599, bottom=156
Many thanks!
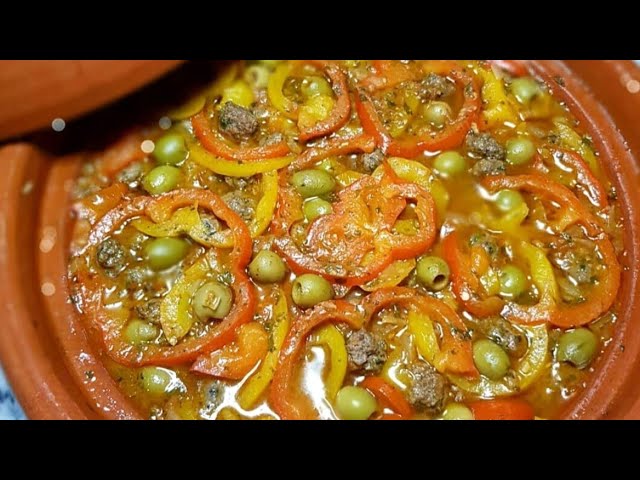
left=274, top=168, right=437, bottom=286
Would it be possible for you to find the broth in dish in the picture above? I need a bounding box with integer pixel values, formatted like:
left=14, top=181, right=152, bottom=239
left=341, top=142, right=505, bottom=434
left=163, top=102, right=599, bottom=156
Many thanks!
left=67, top=60, right=623, bottom=420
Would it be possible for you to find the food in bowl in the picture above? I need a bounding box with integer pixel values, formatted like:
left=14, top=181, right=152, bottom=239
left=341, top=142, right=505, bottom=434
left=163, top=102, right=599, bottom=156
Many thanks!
left=66, top=60, right=624, bottom=420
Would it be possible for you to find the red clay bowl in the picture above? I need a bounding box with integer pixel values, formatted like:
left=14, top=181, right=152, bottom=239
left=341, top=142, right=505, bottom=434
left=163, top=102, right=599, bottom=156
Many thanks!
left=1, top=60, right=639, bottom=419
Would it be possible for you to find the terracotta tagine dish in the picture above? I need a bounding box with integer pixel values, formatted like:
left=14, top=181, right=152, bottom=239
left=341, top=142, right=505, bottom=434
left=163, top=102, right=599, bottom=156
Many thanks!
left=0, top=60, right=639, bottom=420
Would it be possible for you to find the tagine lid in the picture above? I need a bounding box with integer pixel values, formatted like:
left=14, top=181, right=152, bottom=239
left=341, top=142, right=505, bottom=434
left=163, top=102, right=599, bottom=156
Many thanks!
left=0, top=60, right=184, bottom=142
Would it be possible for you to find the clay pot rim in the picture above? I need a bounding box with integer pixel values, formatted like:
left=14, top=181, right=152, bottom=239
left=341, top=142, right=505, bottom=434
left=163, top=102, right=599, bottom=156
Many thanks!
left=1, top=60, right=640, bottom=419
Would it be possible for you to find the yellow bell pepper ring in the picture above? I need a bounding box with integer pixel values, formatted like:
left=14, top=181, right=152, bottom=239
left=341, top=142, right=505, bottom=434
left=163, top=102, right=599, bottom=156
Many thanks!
left=449, top=324, right=549, bottom=397
left=189, top=142, right=293, bottom=177
left=238, top=288, right=290, bottom=410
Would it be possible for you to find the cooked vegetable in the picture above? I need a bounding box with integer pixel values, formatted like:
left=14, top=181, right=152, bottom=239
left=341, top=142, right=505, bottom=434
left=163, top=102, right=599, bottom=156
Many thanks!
left=192, top=281, right=233, bottom=320
left=291, top=169, right=336, bottom=198
left=416, top=256, right=450, bottom=291
left=506, top=137, right=536, bottom=165
left=248, top=250, right=287, bottom=284
left=140, top=367, right=173, bottom=396
left=433, top=151, right=466, bottom=177
left=473, top=339, right=511, bottom=380
left=303, top=197, right=333, bottom=222
left=498, top=265, right=528, bottom=298
left=143, top=165, right=181, bottom=194
left=335, top=386, right=377, bottom=420
left=144, top=238, right=189, bottom=271
left=556, top=328, right=598, bottom=369
left=291, top=274, right=334, bottom=308
left=153, top=133, right=188, bottom=165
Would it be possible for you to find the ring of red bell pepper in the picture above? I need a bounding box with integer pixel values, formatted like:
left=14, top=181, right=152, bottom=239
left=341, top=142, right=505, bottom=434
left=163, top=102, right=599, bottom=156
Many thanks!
left=445, top=174, right=620, bottom=328
left=297, top=63, right=352, bottom=142
left=191, top=110, right=291, bottom=162
left=355, top=68, right=481, bottom=158
left=271, top=133, right=377, bottom=237
left=443, top=231, right=506, bottom=318
left=551, top=147, right=609, bottom=209
left=274, top=165, right=437, bottom=287
left=269, top=287, right=478, bottom=420
left=192, top=62, right=351, bottom=160
left=76, top=188, right=256, bottom=367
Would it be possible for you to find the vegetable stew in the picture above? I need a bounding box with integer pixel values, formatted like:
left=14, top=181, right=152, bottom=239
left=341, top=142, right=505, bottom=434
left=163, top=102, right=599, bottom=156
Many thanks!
left=67, top=60, right=624, bottom=420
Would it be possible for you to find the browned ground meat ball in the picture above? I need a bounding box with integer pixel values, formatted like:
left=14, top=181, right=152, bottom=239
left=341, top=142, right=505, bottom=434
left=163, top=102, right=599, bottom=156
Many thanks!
left=470, top=158, right=507, bottom=177
left=259, top=132, right=284, bottom=147
left=218, top=102, right=259, bottom=141
left=361, top=149, right=385, bottom=172
left=346, top=329, right=388, bottom=373
left=96, top=238, right=126, bottom=271
left=481, top=317, right=528, bottom=358
left=222, top=191, right=256, bottom=222
left=125, top=266, right=149, bottom=290
left=407, top=362, right=447, bottom=414
left=551, top=247, right=596, bottom=285
left=224, top=175, right=256, bottom=190
left=420, top=73, right=455, bottom=100
left=466, top=132, right=506, bottom=161
left=466, top=132, right=506, bottom=177
left=136, top=298, right=162, bottom=324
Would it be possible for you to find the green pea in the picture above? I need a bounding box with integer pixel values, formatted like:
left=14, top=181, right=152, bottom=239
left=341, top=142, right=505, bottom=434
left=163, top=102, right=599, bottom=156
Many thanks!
left=291, top=169, right=336, bottom=198
left=291, top=274, right=334, bottom=308
left=193, top=281, right=233, bottom=320
left=303, top=197, right=333, bottom=222
left=301, top=76, right=333, bottom=98
left=125, top=319, right=159, bottom=345
left=144, top=238, right=189, bottom=271
left=473, top=339, right=511, bottom=380
left=248, top=250, right=287, bottom=284
left=153, top=133, right=187, bottom=165
left=335, top=386, right=378, bottom=420
left=140, top=366, right=173, bottom=396
left=416, top=256, right=450, bottom=291
left=495, top=189, right=525, bottom=213
left=440, top=403, right=474, bottom=420
left=557, top=328, right=598, bottom=369
left=511, top=77, right=540, bottom=104
left=498, top=264, right=528, bottom=298
left=142, top=165, right=181, bottom=194
left=423, top=101, right=452, bottom=128
left=244, top=65, right=271, bottom=89
left=506, top=137, right=536, bottom=165
left=433, top=151, right=466, bottom=177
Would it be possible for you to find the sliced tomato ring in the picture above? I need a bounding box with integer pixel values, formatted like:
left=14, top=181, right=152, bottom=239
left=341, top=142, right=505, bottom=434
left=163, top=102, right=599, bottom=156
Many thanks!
left=274, top=169, right=437, bottom=287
